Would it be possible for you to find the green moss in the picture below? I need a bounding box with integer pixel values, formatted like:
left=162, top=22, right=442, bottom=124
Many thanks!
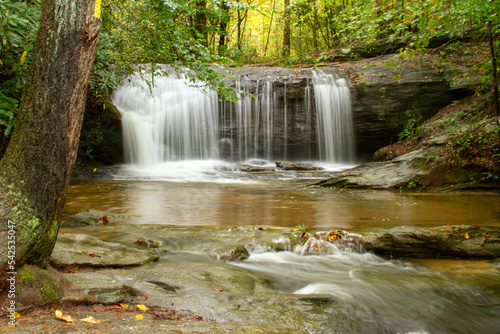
left=41, top=283, right=58, bottom=302
left=18, top=273, right=34, bottom=284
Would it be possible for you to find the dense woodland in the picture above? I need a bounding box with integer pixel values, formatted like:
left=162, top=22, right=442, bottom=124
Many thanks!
left=1, top=0, right=499, bottom=152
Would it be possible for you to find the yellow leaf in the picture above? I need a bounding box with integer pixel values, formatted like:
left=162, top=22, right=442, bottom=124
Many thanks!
left=14, top=312, right=20, bottom=318
left=118, top=303, right=128, bottom=308
left=80, top=315, right=100, bottom=324
left=136, top=304, right=148, bottom=311
left=54, top=309, right=75, bottom=323
left=135, top=314, right=143, bottom=319
left=94, top=0, right=102, bottom=19
left=20, top=50, right=27, bottom=65
left=0, top=59, right=3, bottom=66
left=464, top=233, right=469, bottom=240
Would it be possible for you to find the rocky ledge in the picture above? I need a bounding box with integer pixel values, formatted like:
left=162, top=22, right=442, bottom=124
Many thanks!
left=363, top=225, right=500, bottom=259
left=317, top=94, right=500, bottom=191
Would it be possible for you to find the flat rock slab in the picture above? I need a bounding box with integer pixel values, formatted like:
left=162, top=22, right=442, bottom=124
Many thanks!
left=363, top=225, right=500, bottom=259
left=51, top=233, right=159, bottom=268
left=62, top=272, right=140, bottom=304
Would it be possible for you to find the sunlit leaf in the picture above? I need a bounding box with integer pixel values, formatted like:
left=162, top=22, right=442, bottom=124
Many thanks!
left=136, top=304, right=148, bottom=311
left=135, top=314, right=144, bottom=319
left=19, top=50, right=27, bottom=65
left=80, top=315, right=100, bottom=324
left=54, top=309, right=75, bottom=323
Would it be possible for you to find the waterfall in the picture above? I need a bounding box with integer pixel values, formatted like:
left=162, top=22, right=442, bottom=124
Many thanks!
left=312, top=70, right=355, bottom=163
left=112, top=69, right=355, bottom=167
left=111, top=72, right=219, bottom=166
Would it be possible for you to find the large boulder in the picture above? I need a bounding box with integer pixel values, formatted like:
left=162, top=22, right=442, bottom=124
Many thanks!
left=316, top=145, right=442, bottom=189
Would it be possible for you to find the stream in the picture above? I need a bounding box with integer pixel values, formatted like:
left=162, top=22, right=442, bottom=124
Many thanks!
left=61, top=166, right=500, bottom=333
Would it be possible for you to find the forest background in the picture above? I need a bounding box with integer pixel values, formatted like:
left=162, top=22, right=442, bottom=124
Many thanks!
left=1, top=0, right=499, bottom=155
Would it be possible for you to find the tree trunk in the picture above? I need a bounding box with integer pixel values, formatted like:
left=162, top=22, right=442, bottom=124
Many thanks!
left=237, top=0, right=242, bottom=51
left=283, top=0, right=291, bottom=57
left=489, top=22, right=500, bottom=127
left=218, top=0, right=230, bottom=54
left=263, top=0, right=277, bottom=56
left=0, top=0, right=101, bottom=271
left=193, top=0, right=208, bottom=46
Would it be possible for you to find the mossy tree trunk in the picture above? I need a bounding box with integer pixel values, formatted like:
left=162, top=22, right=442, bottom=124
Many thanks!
left=0, top=0, right=101, bottom=271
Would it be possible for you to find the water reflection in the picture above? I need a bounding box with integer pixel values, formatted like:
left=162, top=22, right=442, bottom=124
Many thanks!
left=64, top=180, right=500, bottom=230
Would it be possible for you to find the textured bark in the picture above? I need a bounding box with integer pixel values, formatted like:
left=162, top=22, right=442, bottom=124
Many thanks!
left=0, top=0, right=101, bottom=269
left=218, top=0, right=230, bottom=54
left=282, top=0, right=291, bottom=57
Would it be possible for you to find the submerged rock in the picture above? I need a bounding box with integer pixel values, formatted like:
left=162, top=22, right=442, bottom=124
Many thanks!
left=51, top=233, right=159, bottom=268
left=62, top=209, right=131, bottom=227
left=363, top=225, right=500, bottom=259
left=236, top=163, right=276, bottom=172
left=209, top=244, right=250, bottom=261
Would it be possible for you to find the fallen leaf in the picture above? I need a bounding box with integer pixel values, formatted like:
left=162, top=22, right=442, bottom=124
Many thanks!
left=14, top=312, right=20, bottom=318
left=137, top=294, right=149, bottom=300
left=118, top=303, right=129, bottom=308
left=136, top=304, right=148, bottom=311
left=54, top=309, right=75, bottom=323
left=80, top=315, right=100, bottom=324
left=135, top=314, right=144, bottom=319
left=82, top=251, right=101, bottom=258
left=214, top=288, right=223, bottom=293
left=464, top=233, right=470, bottom=240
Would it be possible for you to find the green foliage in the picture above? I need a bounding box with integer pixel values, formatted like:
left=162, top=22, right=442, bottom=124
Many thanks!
left=295, top=223, right=307, bottom=234
left=399, top=177, right=428, bottom=192
left=398, top=115, right=422, bottom=141
left=92, top=0, right=235, bottom=102
left=0, top=0, right=39, bottom=136
left=451, top=122, right=499, bottom=164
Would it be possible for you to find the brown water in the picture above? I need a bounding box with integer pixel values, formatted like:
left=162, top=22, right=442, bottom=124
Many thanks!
left=63, top=179, right=500, bottom=230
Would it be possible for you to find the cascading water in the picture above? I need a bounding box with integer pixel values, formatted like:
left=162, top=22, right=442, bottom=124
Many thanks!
left=312, top=70, right=356, bottom=163
left=111, top=71, right=219, bottom=166
left=111, top=69, right=356, bottom=176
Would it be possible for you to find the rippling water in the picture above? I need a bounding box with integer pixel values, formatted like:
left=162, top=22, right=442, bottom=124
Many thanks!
left=65, top=167, right=500, bottom=230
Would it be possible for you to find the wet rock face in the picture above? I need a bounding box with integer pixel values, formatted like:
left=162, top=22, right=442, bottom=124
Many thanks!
left=219, top=67, right=318, bottom=161
left=225, top=63, right=466, bottom=161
